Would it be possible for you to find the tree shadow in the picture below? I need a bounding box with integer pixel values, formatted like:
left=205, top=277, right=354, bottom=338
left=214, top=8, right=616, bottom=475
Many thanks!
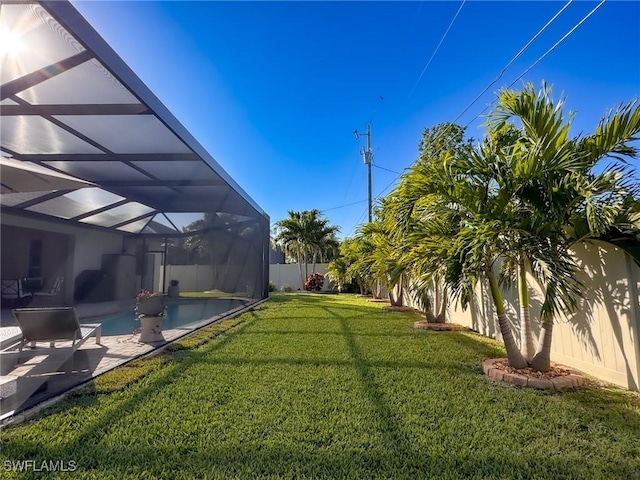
left=319, top=304, right=414, bottom=458
left=2, top=297, right=639, bottom=478
left=582, top=241, right=640, bottom=390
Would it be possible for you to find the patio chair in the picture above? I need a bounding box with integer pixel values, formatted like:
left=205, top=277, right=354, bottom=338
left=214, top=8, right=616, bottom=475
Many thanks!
left=0, top=307, right=101, bottom=377
left=1, top=279, right=32, bottom=307
left=32, top=277, right=64, bottom=304
left=8, top=307, right=101, bottom=351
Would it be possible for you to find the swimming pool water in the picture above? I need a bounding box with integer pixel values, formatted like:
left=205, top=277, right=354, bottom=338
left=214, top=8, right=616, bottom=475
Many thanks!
left=97, top=298, right=249, bottom=336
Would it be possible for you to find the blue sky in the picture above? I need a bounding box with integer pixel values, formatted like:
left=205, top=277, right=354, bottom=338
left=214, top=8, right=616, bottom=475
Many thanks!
left=71, top=0, right=640, bottom=238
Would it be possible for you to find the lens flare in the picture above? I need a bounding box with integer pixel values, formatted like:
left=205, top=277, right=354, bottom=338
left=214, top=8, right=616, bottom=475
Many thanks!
left=0, top=28, right=24, bottom=57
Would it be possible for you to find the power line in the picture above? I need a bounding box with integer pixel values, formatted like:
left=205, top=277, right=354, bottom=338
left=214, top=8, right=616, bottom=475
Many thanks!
left=453, top=0, right=574, bottom=124
left=346, top=206, right=370, bottom=237
left=374, top=177, right=400, bottom=201
left=373, top=164, right=402, bottom=175
left=385, top=0, right=602, bottom=189
left=367, top=0, right=570, bottom=201
left=346, top=0, right=604, bottom=236
left=405, top=0, right=467, bottom=103
left=320, top=199, right=368, bottom=213
left=460, top=0, right=606, bottom=128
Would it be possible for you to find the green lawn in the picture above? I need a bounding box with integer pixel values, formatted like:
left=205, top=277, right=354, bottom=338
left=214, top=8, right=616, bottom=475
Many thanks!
left=1, top=294, right=639, bottom=479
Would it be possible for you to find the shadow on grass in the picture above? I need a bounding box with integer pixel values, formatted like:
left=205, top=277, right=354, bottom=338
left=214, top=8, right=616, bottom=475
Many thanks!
left=241, top=329, right=425, bottom=339
left=559, top=386, right=640, bottom=436
left=192, top=354, right=479, bottom=374
left=4, top=312, right=256, bottom=434
left=444, top=331, right=507, bottom=359
left=3, top=295, right=639, bottom=479
left=319, top=304, right=414, bottom=459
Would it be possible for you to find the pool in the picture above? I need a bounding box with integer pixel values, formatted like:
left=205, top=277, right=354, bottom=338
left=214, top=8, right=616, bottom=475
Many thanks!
left=96, top=298, right=250, bottom=336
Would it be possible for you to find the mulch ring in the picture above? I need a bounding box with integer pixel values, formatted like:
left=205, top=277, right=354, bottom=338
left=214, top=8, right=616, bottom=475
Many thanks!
left=383, top=306, right=415, bottom=312
left=483, top=358, right=586, bottom=390
left=413, top=320, right=469, bottom=331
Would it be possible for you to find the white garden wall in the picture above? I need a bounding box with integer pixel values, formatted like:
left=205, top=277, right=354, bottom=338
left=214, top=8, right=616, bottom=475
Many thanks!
left=269, top=263, right=330, bottom=291
left=404, top=240, right=640, bottom=391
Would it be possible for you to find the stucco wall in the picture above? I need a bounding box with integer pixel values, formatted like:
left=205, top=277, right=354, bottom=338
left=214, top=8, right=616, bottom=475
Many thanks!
left=1, top=214, right=125, bottom=302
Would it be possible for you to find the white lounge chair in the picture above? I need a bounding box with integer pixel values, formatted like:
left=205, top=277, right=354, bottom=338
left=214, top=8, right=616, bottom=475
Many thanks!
left=0, top=307, right=102, bottom=375
left=0, top=326, right=23, bottom=350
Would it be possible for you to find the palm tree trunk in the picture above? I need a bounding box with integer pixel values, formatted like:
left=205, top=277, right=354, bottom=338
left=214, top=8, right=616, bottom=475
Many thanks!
left=435, top=287, right=447, bottom=323
left=389, top=289, right=397, bottom=307
left=530, top=321, right=553, bottom=372
left=303, top=248, right=309, bottom=281
left=297, top=245, right=304, bottom=287
left=312, top=251, right=317, bottom=274
left=210, top=252, right=218, bottom=290
left=487, top=269, right=528, bottom=369
left=518, top=255, right=535, bottom=362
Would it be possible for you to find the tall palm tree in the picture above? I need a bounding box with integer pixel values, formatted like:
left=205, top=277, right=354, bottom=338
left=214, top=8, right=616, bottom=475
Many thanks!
left=388, top=123, right=475, bottom=323
left=183, top=212, right=237, bottom=290
left=387, top=87, right=640, bottom=372
left=274, top=210, right=340, bottom=286
left=486, top=83, right=640, bottom=371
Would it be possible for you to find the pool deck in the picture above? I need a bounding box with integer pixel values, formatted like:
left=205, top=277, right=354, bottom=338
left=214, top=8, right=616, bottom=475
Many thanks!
left=0, top=298, right=258, bottom=423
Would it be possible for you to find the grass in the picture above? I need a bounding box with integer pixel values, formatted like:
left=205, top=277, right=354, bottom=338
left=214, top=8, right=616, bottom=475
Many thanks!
left=179, top=290, right=249, bottom=299
left=1, top=293, right=639, bottom=479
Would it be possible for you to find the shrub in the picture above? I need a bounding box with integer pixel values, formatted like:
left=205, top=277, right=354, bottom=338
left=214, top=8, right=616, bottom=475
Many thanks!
left=268, top=281, right=277, bottom=292
left=282, top=284, right=293, bottom=293
left=304, top=273, right=324, bottom=292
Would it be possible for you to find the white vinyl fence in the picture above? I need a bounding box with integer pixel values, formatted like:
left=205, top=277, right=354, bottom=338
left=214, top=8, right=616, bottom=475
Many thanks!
left=403, top=240, right=640, bottom=391
left=269, top=263, right=330, bottom=291
left=158, top=265, right=213, bottom=293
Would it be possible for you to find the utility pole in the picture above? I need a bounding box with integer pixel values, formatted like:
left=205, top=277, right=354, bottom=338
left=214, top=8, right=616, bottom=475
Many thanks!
left=353, top=123, right=373, bottom=223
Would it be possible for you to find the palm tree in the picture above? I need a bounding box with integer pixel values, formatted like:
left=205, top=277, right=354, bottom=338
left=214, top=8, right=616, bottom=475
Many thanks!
left=387, top=88, right=640, bottom=372
left=388, top=123, right=474, bottom=323
left=274, top=210, right=340, bottom=286
left=327, top=237, right=373, bottom=295
left=486, top=82, right=640, bottom=371
left=358, top=204, right=409, bottom=307
left=326, top=254, right=350, bottom=292
left=183, top=212, right=236, bottom=290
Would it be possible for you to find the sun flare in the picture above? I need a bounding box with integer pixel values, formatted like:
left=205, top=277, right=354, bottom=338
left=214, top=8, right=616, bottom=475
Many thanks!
left=0, top=27, right=24, bottom=57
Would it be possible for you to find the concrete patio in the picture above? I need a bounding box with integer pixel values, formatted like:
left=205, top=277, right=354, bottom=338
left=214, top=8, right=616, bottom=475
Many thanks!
left=0, top=299, right=256, bottom=422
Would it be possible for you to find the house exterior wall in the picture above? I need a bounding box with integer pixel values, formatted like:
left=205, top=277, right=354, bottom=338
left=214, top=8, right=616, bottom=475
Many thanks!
left=1, top=213, right=125, bottom=302
left=404, top=240, right=640, bottom=391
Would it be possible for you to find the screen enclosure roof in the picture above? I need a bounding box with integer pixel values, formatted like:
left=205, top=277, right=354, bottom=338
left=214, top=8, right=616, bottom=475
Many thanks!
left=0, top=0, right=268, bottom=236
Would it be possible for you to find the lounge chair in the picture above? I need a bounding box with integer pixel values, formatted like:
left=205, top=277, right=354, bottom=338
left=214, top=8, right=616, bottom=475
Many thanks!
left=0, top=307, right=102, bottom=380
left=1, top=307, right=102, bottom=375
left=0, top=326, right=23, bottom=350
left=8, top=307, right=101, bottom=351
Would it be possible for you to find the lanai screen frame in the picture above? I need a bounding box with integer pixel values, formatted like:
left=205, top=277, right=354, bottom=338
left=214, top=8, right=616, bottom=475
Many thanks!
left=1, top=0, right=270, bottom=299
